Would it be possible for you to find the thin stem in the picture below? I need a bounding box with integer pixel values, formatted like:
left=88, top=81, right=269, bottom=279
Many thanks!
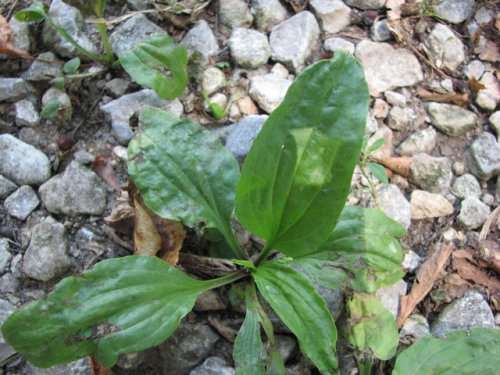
left=219, top=224, right=246, bottom=260
left=254, top=243, right=273, bottom=267
left=202, top=268, right=249, bottom=290
left=95, top=22, right=114, bottom=63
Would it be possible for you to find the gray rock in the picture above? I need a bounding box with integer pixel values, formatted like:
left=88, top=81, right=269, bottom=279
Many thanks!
left=397, top=126, right=437, bottom=156
left=384, top=91, right=406, bottom=107
left=375, top=280, right=407, bottom=319
left=0, top=17, right=30, bottom=60
left=110, top=13, right=166, bottom=55
left=201, top=67, right=226, bottom=96
left=433, top=0, right=475, bottom=24
left=0, top=273, right=19, bottom=294
left=377, top=184, right=411, bottom=229
left=41, top=87, right=73, bottom=126
left=160, top=321, right=219, bottom=374
left=117, top=352, right=145, bottom=370
left=481, top=193, right=495, bottom=207
left=451, top=174, right=481, bottom=199
left=0, top=239, right=12, bottom=275
left=42, top=0, right=97, bottom=58
left=355, top=41, right=423, bottom=96
left=229, top=28, right=271, bottom=69
left=371, top=18, right=392, bottom=42
left=0, top=176, right=17, bottom=199
left=101, top=89, right=183, bottom=143
left=39, top=161, right=107, bottom=216
left=431, top=289, right=495, bottom=338
left=410, top=190, right=454, bottom=219
left=324, top=37, right=355, bottom=54
left=0, top=78, right=33, bottom=102
left=219, top=0, right=253, bottom=28
left=457, top=196, right=490, bottom=230
left=475, top=72, right=500, bottom=112
left=310, top=0, right=351, bottom=34
left=251, top=0, right=289, bottom=32
left=344, top=0, right=385, bottom=9
left=469, top=132, right=500, bottom=180
left=387, top=106, right=408, bottom=131
left=400, top=314, right=430, bottom=339
left=15, top=99, right=40, bottom=127
left=190, top=357, right=235, bottom=375
left=224, top=115, right=267, bottom=161
left=497, top=176, right=500, bottom=203
left=10, top=254, right=22, bottom=279
left=410, top=153, right=452, bottom=194
left=22, top=217, right=71, bottom=282
left=25, top=358, right=92, bottom=375
left=316, top=283, right=344, bottom=320
left=490, top=111, right=500, bottom=141
left=270, top=11, right=320, bottom=73
left=182, top=20, right=219, bottom=63
left=4, top=186, right=39, bottom=220
left=464, top=60, right=485, bottom=80
left=424, top=24, right=465, bottom=71
left=0, top=135, right=51, bottom=185
left=194, top=290, right=227, bottom=311
left=105, top=78, right=130, bottom=97
left=22, top=52, right=63, bottom=82
left=249, top=73, right=292, bottom=113
left=0, top=299, right=16, bottom=363
left=275, top=335, right=298, bottom=363
left=367, top=125, right=393, bottom=158
left=426, top=102, right=477, bottom=137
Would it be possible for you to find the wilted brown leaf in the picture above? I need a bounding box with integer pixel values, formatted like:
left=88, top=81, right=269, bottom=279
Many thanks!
left=397, top=244, right=453, bottom=328
left=132, top=192, right=185, bottom=266
left=104, top=190, right=134, bottom=234
left=372, top=156, right=412, bottom=177
left=468, top=77, right=486, bottom=92
left=451, top=255, right=500, bottom=296
left=0, top=15, right=31, bottom=59
left=93, top=156, right=122, bottom=192
left=417, top=88, right=469, bottom=106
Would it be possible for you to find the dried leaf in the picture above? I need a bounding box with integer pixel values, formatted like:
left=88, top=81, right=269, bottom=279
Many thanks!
left=93, top=156, right=121, bottom=192
left=417, top=88, right=469, bottom=106
left=397, top=244, right=453, bottom=328
left=208, top=316, right=238, bottom=343
left=104, top=190, right=134, bottom=234
left=452, top=256, right=500, bottom=296
left=90, top=356, right=110, bottom=375
left=468, top=77, right=486, bottom=92
left=0, top=15, right=31, bottom=59
left=285, top=0, right=308, bottom=13
left=372, top=156, right=412, bottom=177
left=132, top=192, right=185, bottom=266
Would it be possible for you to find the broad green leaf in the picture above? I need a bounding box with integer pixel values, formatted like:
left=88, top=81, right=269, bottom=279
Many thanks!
left=294, top=206, right=405, bottom=293
left=236, top=53, right=369, bottom=257
left=346, top=294, right=398, bottom=360
left=267, top=350, right=286, bottom=375
left=41, top=97, right=61, bottom=119
left=63, top=58, right=81, bottom=74
left=252, top=261, right=338, bottom=375
left=233, top=283, right=267, bottom=375
left=393, top=328, right=500, bottom=375
left=128, top=108, right=243, bottom=258
left=367, top=162, right=388, bottom=184
left=119, top=35, right=188, bottom=100
left=1, top=256, right=218, bottom=368
left=366, top=137, right=385, bottom=154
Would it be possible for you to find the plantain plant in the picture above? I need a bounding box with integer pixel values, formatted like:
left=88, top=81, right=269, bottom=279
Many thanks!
left=2, top=54, right=410, bottom=374
left=14, top=0, right=188, bottom=100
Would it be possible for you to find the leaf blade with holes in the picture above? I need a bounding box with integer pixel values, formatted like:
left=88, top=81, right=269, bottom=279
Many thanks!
left=294, top=206, right=405, bottom=293
left=393, top=328, right=500, bottom=375
left=236, top=53, right=369, bottom=256
left=119, top=35, right=188, bottom=100
left=252, top=261, right=338, bottom=374
left=128, top=108, right=243, bottom=258
left=346, top=293, right=399, bottom=360
left=0, top=256, right=214, bottom=368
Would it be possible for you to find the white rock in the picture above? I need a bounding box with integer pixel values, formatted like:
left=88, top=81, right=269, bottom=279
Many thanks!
left=387, top=106, right=408, bottom=131
left=469, top=132, right=500, bottom=181
left=402, top=250, right=422, bottom=273
left=475, top=72, right=500, bottom=112
left=355, top=41, right=423, bottom=96
left=251, top=0, right=289, bottom=32
left=15, top=100, right=40, bottom=127
left=310, top=0, right=351, bottom=34
left=0, top=176, right=17, bottom=199
left=490, top=111, right=500, bottom=141
left=457, top=196, right=490, bottom=230
left=377, top=184, right=411, bottom=229
left=424, top=23, right=465, bottom=71
left=201, top=67, right=226, bottom=96
left=410, top=153, right=452, bottom=194
left=384, top=91, right=406, bottom=107
left=410, top=190, right=454, bottom=219
left=229, top=28, right=271, bottom=69
left=324, top=37, right=355, bottom=54
left=249, top=73, right=293, bottom=113
left=433, top=0, right=475, bottom=24
left=4, top=186, right=39, bottom=221
left=182, top=20, right=219, bottom=63
left=426, top=102, right=477, bottom=137
left=397, top=126, right=437, bottom=156
left=375, top=280, right=407, bottom=319
left=464, top=60, right=485, bottom=80
left=219, top=0, right=253, bottom=28
left=451, top=174, right=482, bottom=199
left=0, top=239, right=12, bottom=275
left=344, top=0, right=386, bottom=9
left=270, top=12, right=320, bottom=73
left=400, top=314, right=430, bottom=339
